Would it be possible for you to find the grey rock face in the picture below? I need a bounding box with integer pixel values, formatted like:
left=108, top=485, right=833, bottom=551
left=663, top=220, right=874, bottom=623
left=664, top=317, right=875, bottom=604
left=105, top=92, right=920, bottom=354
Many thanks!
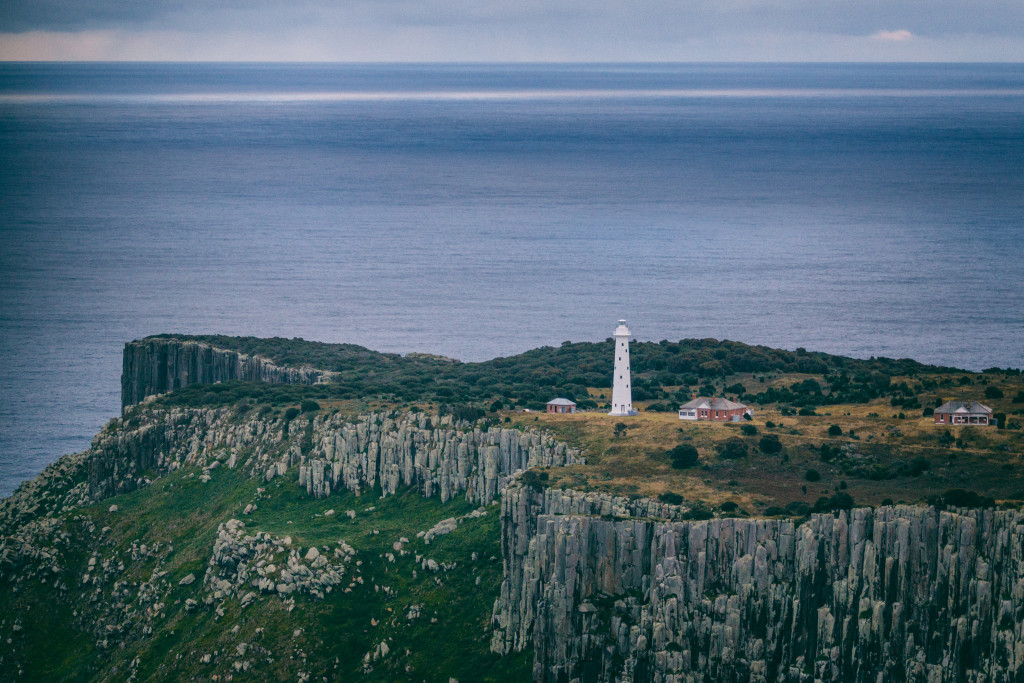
left=72, top=406, right=582, bottom=511
left=491, top=485, right=1024, bottom=682
left=298, top=412, right=583, bottom=505
left=121, top=337, right=330, bottom=410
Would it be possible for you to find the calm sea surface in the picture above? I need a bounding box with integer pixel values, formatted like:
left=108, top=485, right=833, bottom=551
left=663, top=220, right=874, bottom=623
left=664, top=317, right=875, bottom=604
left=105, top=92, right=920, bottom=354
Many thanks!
left=2, top=63, right=1023, bottom=496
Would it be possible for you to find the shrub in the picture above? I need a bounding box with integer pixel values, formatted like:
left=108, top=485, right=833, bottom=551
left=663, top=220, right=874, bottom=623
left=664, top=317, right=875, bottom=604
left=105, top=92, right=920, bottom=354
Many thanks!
left=683, top=504, right=713, bottom=521
left=994, top=412, right=1006, bottom=429
left=520, top=470, right=549, bottom=492
left=812, top=492, right=854, bottom=512
left=923, top=407, right=934, bottom=417
left=613, top=422, right=628, bottom=438
left=300, top=399, right=321, bottom=413
left=490, top=399, right=504, bottom=412
left=765, top=420, right=776, bottom=428
left=645, top=402, right=673, bottom=412
left=740, top=424, right=757, bottom=436
left=798, top=406, right=817, bottom=416
left=1013, top=391, right=1024, bottom=404
left=743, top=412, right=753, bottom=421
left=819, top=444, right=839, bottom=462
left=931, top=489, right=995, bottom=509
left=718, top=438, right=748, bottom=459
left=284, top=406, right=301, bottom=421
left=765, top=506, right=787, bottom=516
left=805, top=468, right=821, bottom=482
left=786, top=501, right=811, bottom=516
left=759, top=434, right=783, bottom=454
left=905, top=457, right=930, bottom=476
left=668, top=444, right=700, bottom=469
left=658, top=492, right=683, bottom=505
left=985, top=386, right=1004, bottom=399
left=719, top=501, right=739, bottom=513
left=938, top=430, right=955, bottom=446
left=827, top=424, right=843, bottom=436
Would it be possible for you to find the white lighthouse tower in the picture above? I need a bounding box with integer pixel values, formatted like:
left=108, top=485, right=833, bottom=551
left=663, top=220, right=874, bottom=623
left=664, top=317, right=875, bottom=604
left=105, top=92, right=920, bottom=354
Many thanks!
left=609, top=319, right=635, bottom=416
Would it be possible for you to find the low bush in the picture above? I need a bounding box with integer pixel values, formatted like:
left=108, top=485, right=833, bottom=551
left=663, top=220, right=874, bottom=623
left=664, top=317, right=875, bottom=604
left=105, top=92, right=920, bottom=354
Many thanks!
left=759, top=434, right=783, bottom=454
left=930, top=489, right=995, bottom=509
left=658, top=492, right=684, bottom=505
left=682, top=504, right=713, bottom=521
left=718, top=438, right=748, bottom=460
left=786, top=501, right=811, bottom=516
left=667, top=444, right=700, bottom=469
left=827, top=424, right=843, bottom=436
left=805, top=469, right=821, bottom=482
left=740, top=424, right=757, bottom=436
left=812, top=492, right=854, bottom=512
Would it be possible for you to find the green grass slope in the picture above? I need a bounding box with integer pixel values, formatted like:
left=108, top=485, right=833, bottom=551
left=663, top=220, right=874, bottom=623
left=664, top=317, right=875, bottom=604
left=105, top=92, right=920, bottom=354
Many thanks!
left=1, top=461, right=529, bottom=681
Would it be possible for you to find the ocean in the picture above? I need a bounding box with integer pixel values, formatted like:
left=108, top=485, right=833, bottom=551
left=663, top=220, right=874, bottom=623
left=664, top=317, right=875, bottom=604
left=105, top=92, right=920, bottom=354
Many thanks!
left=1, top=63, right=1023, bottom=496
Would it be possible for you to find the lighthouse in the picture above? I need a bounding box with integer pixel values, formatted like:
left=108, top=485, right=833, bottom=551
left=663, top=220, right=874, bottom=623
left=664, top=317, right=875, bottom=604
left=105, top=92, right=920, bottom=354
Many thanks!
left=609, top=319, right=635, bottom=416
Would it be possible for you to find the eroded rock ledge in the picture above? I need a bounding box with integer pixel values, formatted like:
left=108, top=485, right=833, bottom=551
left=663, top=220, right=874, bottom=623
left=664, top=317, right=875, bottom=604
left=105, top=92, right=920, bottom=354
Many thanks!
left=491, top=484, right=1024, bottom=682
left=121, top=337, right=330, bottom=410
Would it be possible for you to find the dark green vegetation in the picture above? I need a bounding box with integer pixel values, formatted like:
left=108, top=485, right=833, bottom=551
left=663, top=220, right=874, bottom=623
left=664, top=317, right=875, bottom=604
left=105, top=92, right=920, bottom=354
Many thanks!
left=0, top=464, right=529, bottom=682
left=152, top=334, right=979, bottom=411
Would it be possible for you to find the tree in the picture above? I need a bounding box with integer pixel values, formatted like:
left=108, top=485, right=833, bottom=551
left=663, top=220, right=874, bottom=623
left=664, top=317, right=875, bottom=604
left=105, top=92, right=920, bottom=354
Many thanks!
left=300, top=399, right=321, bottom=413
left=827, top=424, right=843, bottom=436
left=668, top=444, right=700, bottom=469
left=740, top=423, right=757, bottom=436
left=985, top=386, right=1004, bottom=399
left=805, top=468, right=821, bottom=482
left=759, top=434, right=783, bottom=454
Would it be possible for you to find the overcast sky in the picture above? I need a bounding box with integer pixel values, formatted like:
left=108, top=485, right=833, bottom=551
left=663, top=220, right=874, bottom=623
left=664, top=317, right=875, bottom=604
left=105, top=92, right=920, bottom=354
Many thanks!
left=0, top=0, right=1022, bottom=61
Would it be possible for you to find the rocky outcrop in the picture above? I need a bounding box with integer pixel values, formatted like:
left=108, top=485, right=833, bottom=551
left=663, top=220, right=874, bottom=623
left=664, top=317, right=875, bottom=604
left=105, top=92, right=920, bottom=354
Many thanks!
left=491, top=485, right=1024, bottom=682
left=204, top=519, right=354, bottom=602
left=121, top=337, right=330, bottom=409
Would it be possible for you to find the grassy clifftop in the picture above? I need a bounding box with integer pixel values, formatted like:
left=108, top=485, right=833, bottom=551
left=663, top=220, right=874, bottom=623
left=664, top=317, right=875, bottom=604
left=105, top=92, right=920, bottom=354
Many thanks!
left=150, top=333, right=985, bottom=412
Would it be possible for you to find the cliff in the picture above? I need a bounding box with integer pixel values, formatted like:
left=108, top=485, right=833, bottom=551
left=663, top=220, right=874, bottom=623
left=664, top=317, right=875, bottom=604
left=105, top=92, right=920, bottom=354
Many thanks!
left=491, top=484, right=1024, bottom=682
left=79, top=406, right=581, bottom=508
left=5, top=398, right=1024, bottom=681
left=120, top=337, right=331, bottom=409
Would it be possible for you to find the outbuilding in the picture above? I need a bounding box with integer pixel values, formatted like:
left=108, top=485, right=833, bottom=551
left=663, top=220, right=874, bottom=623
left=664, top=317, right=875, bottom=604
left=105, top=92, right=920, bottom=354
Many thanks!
left=934, top=400, right=994, bottom=426
left=678, top=397, right=751, bottom=422
left=546, top=398, right=577, bottom=414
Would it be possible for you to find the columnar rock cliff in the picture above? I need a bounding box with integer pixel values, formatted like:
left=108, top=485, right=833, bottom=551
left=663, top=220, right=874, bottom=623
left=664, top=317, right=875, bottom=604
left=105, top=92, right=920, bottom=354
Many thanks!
left=121, top=337, right=330, bottom=409
left=75, top=407, right=583, bottom=509
left=297, top=413, right=582, bottom=503
left=491, top=484, right=1024, bottom=682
